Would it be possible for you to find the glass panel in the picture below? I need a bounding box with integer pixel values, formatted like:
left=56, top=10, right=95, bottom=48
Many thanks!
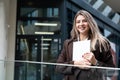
left=104, top=29, right=120, bottom=71
left=67, top=23, right=72, bottom=38
left=20, top=8, right=59, bottom=18
left=16, top=36, right=60, bottom=62
left=16, top=37, right=38, bottom=61
left=16, top=3, right=61, bottom=80
left=2, top=60, right=120, bottom=80
left=18, top=7, right=60, bottom=35
left=17, top=20, right=61, bottom=35
left=67, top=9, right=76, bottom=23
left=15, top=36, right=61, bottom=80
left=67, top=9, right=72, bottom=22
left=41, top=37, right=59, bottom=62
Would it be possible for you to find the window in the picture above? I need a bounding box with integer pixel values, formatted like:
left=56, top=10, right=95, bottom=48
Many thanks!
left=17, top=8, right=60, bottom=35
left=15, top=0, right=62, bottom=80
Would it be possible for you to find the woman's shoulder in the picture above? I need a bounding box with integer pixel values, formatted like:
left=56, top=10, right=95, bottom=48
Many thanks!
left=64, top=38, right=74, bottom=44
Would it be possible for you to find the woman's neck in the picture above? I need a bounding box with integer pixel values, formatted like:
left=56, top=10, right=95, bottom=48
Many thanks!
left=79, top=34, right=88, bottom=41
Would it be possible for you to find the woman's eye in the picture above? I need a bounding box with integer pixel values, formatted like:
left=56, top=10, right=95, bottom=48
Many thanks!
left=76, top=19, right=87, bottom=23
left=76, top=21, right=80, bottom=23
left=83, top=19, right=87, bottom=22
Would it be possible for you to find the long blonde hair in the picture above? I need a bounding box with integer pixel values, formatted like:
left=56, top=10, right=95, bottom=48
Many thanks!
left=71, top=10, right=110, bottom=52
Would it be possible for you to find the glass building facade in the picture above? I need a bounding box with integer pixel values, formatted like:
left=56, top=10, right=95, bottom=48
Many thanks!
left=14, top=0, right=120, bottom=80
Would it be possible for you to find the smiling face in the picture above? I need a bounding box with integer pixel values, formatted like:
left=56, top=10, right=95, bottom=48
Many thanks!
left=75, top=15, right=90, bottom=35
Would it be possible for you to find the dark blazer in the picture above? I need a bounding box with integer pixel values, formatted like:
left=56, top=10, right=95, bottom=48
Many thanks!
left=56, top=39, right=115, bottom=80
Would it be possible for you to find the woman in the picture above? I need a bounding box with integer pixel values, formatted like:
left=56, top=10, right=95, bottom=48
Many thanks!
left=56, top=10, right=115, bottom=80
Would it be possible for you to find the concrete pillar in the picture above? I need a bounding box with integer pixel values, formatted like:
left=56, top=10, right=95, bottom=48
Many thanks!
left=0, top=0, right=8, bottom=80
left=5, top=0, right=16, bottom=80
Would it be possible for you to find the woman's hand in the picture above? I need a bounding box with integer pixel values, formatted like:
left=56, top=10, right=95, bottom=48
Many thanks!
left=82, top=52, right=97, bottom=65
left=74, top=58, right=91, bottom=69
left=73, top=52, right=97, bottom=69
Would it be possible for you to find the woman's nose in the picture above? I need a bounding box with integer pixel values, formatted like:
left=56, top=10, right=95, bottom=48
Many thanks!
left=79, top=21, right=83, bottom=25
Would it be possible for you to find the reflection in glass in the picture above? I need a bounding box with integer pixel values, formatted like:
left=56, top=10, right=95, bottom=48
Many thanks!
left=18, top=7, right=60, bottom=35
left=15, top=36, right=60, bottom=80
left=17, top=21, right=61, bottom=35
